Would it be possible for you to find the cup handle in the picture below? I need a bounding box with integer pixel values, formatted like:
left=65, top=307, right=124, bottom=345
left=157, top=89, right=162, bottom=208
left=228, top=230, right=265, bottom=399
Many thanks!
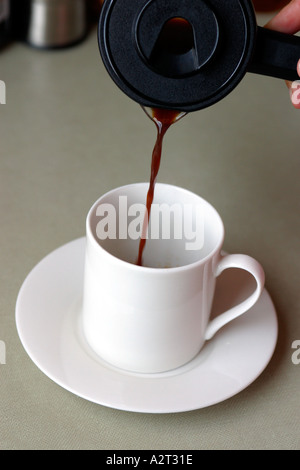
left=205, top=254, right=265, bottom=341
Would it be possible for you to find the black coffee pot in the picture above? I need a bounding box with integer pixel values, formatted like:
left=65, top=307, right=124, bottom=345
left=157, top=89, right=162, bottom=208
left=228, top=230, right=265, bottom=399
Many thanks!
left=98, top=0, right=300, bottom=111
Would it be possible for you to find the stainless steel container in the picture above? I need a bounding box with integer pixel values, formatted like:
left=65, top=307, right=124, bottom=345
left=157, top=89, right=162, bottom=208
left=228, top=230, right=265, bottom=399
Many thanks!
left=0, top=0, right=11, bottom=46
left=25, top=0, right=87, bottom=48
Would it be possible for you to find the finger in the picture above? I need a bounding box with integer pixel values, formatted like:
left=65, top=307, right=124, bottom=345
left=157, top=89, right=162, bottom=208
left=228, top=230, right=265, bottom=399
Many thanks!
left=265, top=0, right=300, bottom=34
left=288, top=59, right=300, bottom=108
left=290, top=82, right=300, bottom=108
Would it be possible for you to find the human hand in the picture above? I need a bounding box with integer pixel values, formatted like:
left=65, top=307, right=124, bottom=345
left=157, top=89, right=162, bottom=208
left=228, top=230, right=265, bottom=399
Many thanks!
left=266, top=0, right=300, bottom=108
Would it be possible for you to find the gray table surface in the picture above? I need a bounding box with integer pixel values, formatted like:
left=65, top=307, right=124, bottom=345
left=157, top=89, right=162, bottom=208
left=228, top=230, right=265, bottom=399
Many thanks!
left=1, top=14, right=300, bottom=450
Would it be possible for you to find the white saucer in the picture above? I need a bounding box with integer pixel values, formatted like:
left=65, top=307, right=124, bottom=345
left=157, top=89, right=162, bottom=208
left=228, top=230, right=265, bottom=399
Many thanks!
left=16, top=238, right=278, bottom=414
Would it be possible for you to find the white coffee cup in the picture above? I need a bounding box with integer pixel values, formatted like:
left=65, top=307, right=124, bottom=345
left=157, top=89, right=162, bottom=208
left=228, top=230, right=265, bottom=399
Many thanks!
left=81, top=183, right=265, bottom=374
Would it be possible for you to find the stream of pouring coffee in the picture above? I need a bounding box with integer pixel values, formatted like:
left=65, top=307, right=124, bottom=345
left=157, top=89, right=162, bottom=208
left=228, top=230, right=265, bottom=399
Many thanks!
left=135, top=17, right=192, bottom=265
left=136, top=107, right=186, bottom=266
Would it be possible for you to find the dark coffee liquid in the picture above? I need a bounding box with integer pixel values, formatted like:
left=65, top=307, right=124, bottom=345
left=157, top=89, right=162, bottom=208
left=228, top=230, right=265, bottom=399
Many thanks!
left=136, top=107, right=186, bottom=266
left=252, top=0, right=289, bottom=12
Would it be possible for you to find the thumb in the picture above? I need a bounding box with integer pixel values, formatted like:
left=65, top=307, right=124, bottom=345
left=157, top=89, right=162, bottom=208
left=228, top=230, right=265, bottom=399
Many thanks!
left=288, top=59, right=300, bottom=108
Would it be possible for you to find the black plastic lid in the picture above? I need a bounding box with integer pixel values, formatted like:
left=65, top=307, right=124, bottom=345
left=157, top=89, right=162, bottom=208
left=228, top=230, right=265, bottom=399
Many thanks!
left=98, top=0, right=257, bottom=111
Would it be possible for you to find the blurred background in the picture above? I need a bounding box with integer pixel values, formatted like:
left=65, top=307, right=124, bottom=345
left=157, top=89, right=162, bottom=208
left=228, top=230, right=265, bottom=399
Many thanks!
left=0, top=1, right=292, bottom=51
left=1, top=0, right=300, bottom=451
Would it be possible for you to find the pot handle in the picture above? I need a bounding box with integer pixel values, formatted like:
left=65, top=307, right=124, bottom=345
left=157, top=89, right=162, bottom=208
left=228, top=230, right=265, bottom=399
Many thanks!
left=248, top=26, right=300, bottom=81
